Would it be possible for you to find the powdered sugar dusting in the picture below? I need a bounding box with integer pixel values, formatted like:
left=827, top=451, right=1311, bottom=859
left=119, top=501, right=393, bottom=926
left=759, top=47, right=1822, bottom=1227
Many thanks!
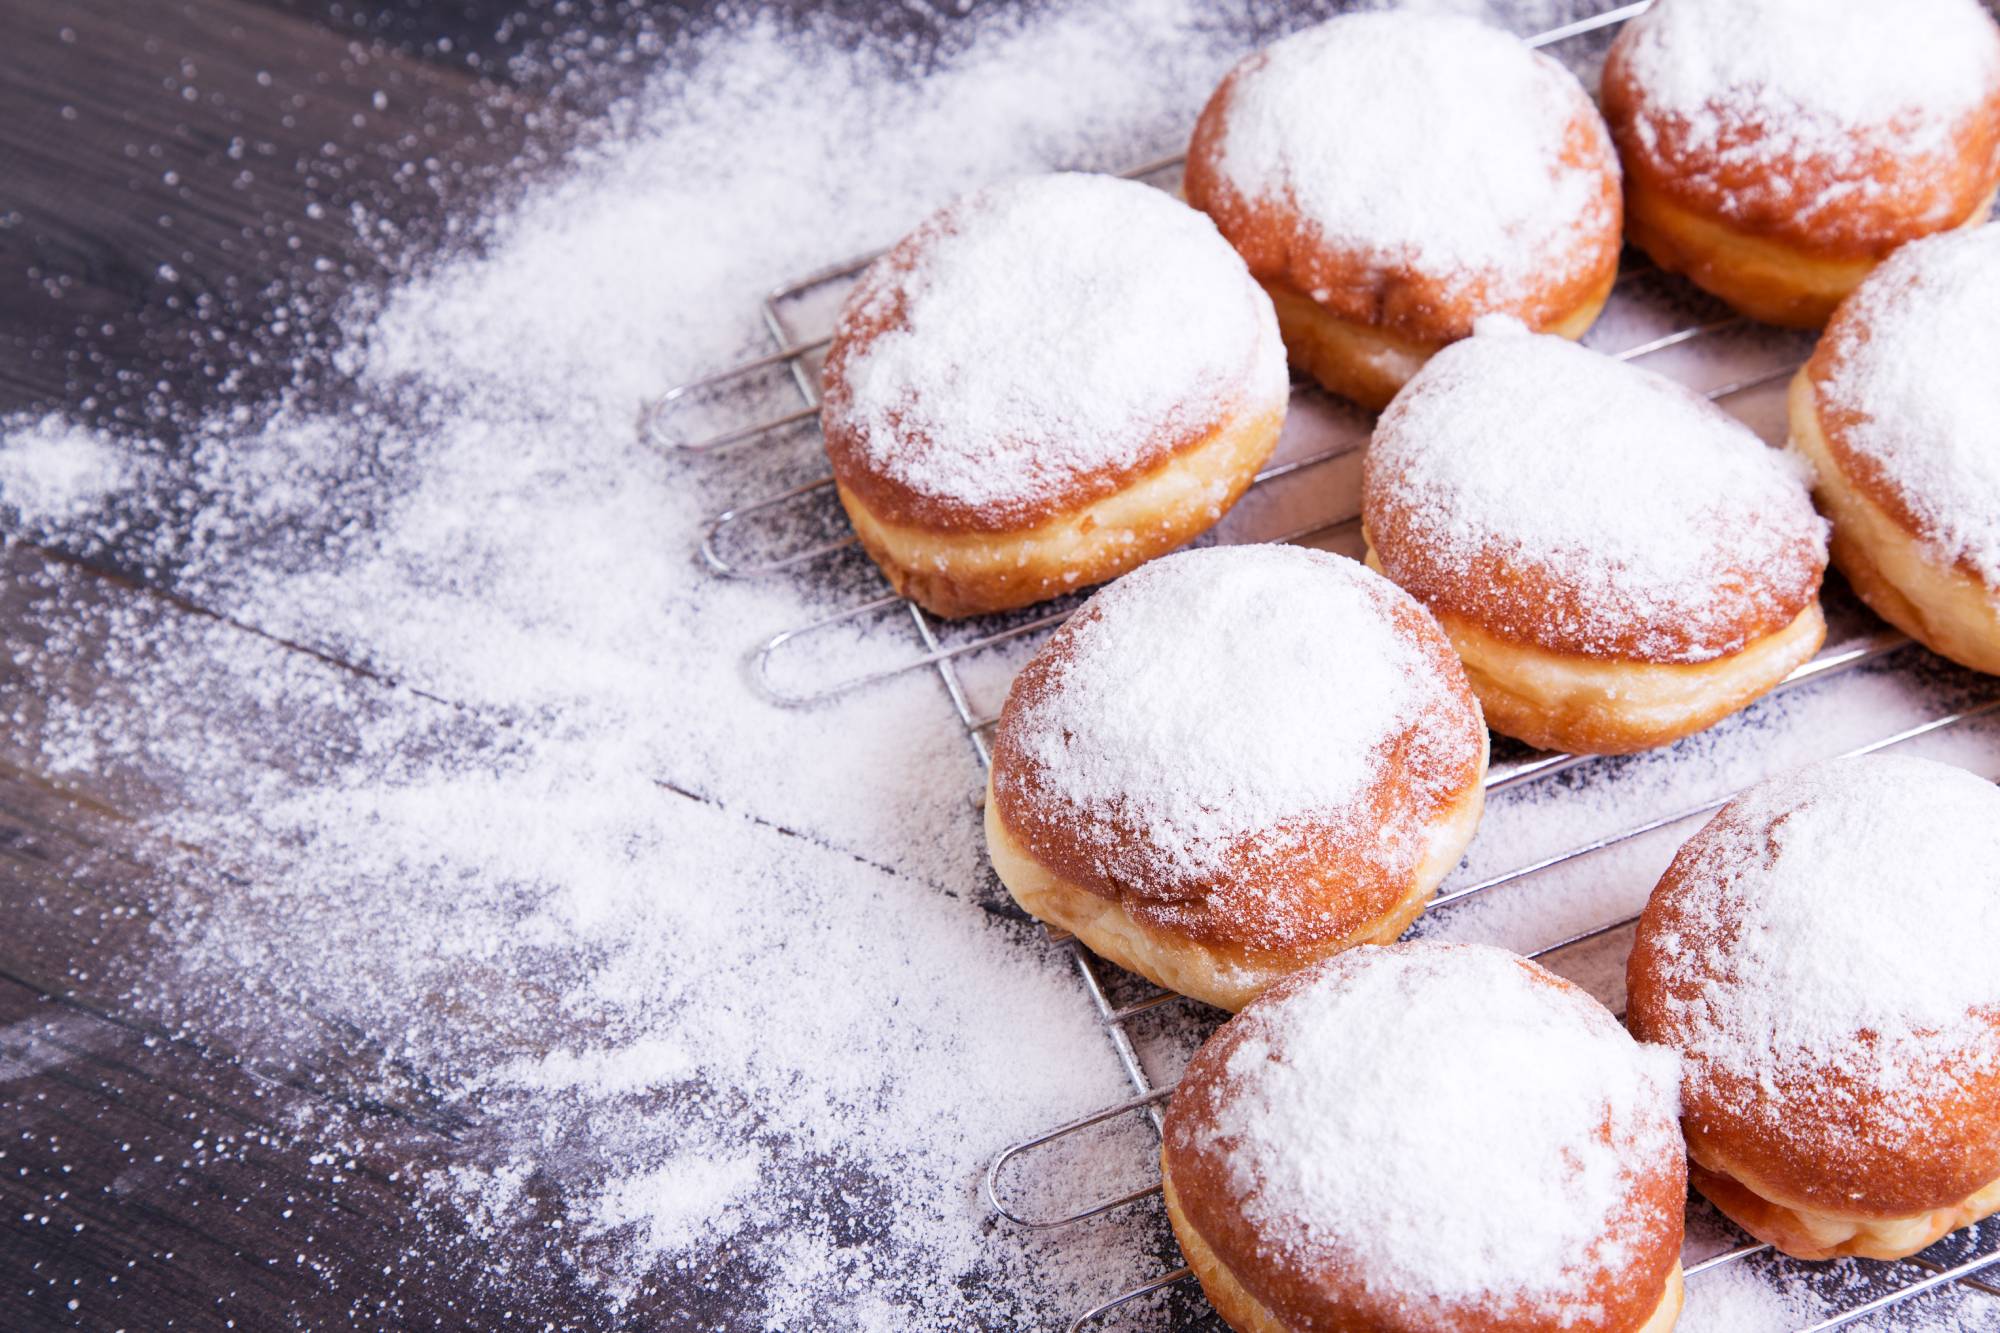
left=1366, top=320, right=1826, bottom=661
left=1001, top=545, right=1452, bottom=888
left=824, top=173, right=1284, bottom=523
left=1615, top=0, right=2000, bottom=229
left=1816, top=224, right=2000, bottom=589
left=0, top=417, right=128, bottom=527
left=1213, top=12, right=1612, bottom=306
left=1192, top=943, right=1681, bottom=1319
left=1639, top=755, right=2000, bottom=1141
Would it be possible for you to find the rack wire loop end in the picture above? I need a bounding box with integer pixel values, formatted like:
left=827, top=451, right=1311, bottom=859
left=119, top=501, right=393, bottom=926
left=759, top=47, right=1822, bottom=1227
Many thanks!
left=984, top=1087, right=1174, bottom=1230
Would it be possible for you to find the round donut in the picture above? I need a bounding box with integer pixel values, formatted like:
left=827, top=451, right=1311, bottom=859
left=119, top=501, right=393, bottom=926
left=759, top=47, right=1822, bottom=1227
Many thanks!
left=1790, top=223, right=2000, bottom=676
left=1183, top=11, right=1622, bottom=411
left=818, top=172, right=1288, bottom=620
left=1162, top=941, right=1686, bottom=1333
left=1602, top=0, right=2000, bottom=328
left=1361, top=319, right=1828, bottom=755
left=985, top=545, right=1486, bottom=1012
left=1627, top=755, right=2000, bottom=1261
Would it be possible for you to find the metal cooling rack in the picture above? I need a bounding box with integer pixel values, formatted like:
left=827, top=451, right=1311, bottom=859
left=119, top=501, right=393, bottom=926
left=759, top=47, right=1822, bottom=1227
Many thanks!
left=656, top=1, right=2000, bottom=1325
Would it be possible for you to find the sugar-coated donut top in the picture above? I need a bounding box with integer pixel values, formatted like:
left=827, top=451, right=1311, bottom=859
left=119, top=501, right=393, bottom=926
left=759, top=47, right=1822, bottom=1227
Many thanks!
left=1631, top=757, right=2000, bottom=1183
left=1000, top=546, right=1450, bottom=881
left=1365, top=321, right=1827, bottom=662
left=1609, top=0, right=2000, bottom=242
left=820, top=173, right=1286, bottom=531
left=1811, top=224, right=2000, bottom=589
left=1201, top=12, right=1616, bottom=311
left=1166, top=943, right=1682, bottom=1327
left=991, top=545, right=1483, bottom=948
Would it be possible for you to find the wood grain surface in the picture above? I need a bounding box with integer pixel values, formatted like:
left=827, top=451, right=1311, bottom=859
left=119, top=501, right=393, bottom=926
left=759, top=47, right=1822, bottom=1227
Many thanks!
left=3, top=3, right=628, bottom=1326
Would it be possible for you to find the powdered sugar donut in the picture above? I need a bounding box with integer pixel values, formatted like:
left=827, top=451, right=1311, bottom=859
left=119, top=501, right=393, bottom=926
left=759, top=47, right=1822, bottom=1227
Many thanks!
left=1790, top=224, right=2000, bottom=676
left=820, top=173, right=1288, bottom=619
left=1184, top=12, right=1621, bottom=411
left=1627, top=755, right=2000, bottom=1261
left=985, top=545, right=1486, bottom=1011
left=1163, top=942, right=1686, bottom=1333
left=1603, top=0, right=2000, bottom=327
left=1362, top=320, right=1828, bottom=755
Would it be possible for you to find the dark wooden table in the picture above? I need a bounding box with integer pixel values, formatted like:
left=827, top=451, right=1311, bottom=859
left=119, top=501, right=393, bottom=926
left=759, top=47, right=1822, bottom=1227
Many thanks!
left=0, top=4, right=974, bottom=1326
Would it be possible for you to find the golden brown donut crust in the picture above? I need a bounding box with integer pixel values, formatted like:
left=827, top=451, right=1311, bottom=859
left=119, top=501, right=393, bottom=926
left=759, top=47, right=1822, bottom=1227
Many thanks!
left=1602, top=33, right=2000, bottom=263
left=1601, top=22, right=2000, bottom=326
left=834, top=401, right=1282, bottom=619
left=984, top=756, right=1483, bottom=1012
left=1371, top=549, right=1827, bottom=756
left=1805, top=290, right=1995, bottom=582
left=1258, top=266, right=1616, bottom=413
left=1687, top=1155, right=2000, bottom=1262
left=1628, top=832, right=2000, bottom=1231
left=1163, top=1164, right=1688, bottom=1333
left=1162, top=959, right=1687, bottom=1332
left=988, top=583, right=1486, bottom=963
left=1358, top=498, right=1822, bottom=669
left=821, top=219, right=1265, bottom=535
left=1789, top=370, right=2000, bottom=675
left=1183, top=48, right=1622, bottom=357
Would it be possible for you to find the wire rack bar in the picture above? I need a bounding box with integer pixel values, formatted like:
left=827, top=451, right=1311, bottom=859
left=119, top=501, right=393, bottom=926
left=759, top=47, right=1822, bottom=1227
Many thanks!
left=1796, top=1249, right=2000, bottom=1333
left=1911, top=1255, right=2000, bottom=1301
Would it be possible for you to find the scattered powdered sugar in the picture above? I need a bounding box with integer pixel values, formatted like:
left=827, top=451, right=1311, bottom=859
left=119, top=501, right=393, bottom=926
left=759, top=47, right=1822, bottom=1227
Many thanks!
left=824, top=173, right=1283, bottom=523
left=3, top=0, right=1996, bottom=1326
left=1367, top=319, right=1826, bottom=660
left=1213, top=11, right=1612, bottom=305
left=1677, top=1257, right=1823, bottom=1333
left=1641, top=754, right=2000, bottom=1134
left=586, top=1148, right=766, bottom=1259
left=1817, top=223, right=2000, bottom=588
left=1002, top=544, right=1450, bottom=886
left=0, top=416, right=128, bottom=527
left=1199, top=943, right=1681, bottom=1318
left=1615, top=0, right=2000, bottom=223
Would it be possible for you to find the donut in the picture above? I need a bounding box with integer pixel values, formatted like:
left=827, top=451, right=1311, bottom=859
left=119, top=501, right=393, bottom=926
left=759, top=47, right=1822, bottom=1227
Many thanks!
left=1790, top=224, right=2000, bottom=676
left=985, top=545, right=1486, bottom=1011
left=818, top=172, right=1288, bottom=619
left=1183, top=12, right=1622, bottom=411
left=1627, top=755, right=2000, bottom=1261
left=1602, top=0, right=2000, bottom=328
left=1361, top=319, right=1828, bottom=756
left=1162, top=941, right=1686, bottom=1333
